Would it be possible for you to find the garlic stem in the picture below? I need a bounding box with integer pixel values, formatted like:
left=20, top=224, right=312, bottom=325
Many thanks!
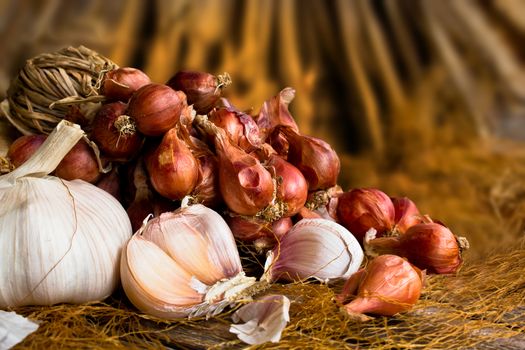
left=0, top=120, right=83, bottom=186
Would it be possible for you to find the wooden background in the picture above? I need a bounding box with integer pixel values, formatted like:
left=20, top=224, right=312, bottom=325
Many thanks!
left=2, top=0, right=525, bottom=257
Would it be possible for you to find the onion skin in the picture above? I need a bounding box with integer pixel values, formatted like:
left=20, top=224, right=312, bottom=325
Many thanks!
left=256, top=87, right=299, bottom=141
left=55, top=140, right=100, bottom=183
left=102, top=67, right=151, bottom=102
left=208, top=107, right=262, bottom=152
left=340, top=255, right=423, bottom=317
left=91, top=102, right=143, bottom=160
left=7, top=134, right=47, bottom=167
left=392, top=197, right=422, bottom=234
left=279, top=127, right=340, bottom=191
left=364, top=222, right=467, bottom=274
left=336, top=188, right=395, bottom=243
left=128, top=83, right=187, bottom=136
left=166, top=71, right=231, bottom=114
left=145, top=127, right=199, bottom=200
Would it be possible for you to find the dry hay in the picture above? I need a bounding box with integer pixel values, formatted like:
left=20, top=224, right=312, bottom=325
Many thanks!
left=9, top=237, right=524, bottom=350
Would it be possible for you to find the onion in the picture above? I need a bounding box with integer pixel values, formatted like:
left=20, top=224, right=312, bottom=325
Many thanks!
left=127, top=83, right=187, bottom=136
left=102, top=67, right=151, bottom=102
left=338, top=255, right=424, bottom=318
left=55, top=139, right=100, bottom=183
left=391, top=197, right=422, bottom=234
left=264, top=150, right=308, bottom=217
left=145, top=126, right=199, bottom=201
left=7, top=134, right=47, bottom=168
left=90, top=101, right=143, bottom=160
left=364, top=220, right=470, bottom=274
left=336, top=188, right=395, bottom=243
left=277, top=126, right=340, bottom=191
left=194, top=115, right=274, bottom=216
left=208, top=107, right=262, bottom=152
left=227, top=215, right=292, bottom=243
left=166, top=71, right=231, bottom=114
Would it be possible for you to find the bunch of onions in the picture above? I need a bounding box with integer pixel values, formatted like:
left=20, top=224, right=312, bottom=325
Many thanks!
left=276, top=126, right=340, bottom=191
left=166, top=71, right=232, bottom=114
left=337, top=254, right=424, bottom=319
left=364, top=218, right=470, bottom=274
left=336, top=188, right=395, bottom=243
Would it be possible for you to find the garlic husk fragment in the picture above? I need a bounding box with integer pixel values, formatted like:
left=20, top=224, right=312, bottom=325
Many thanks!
left=120, top=204, right=258, bottom=319
left=0, top=310, right=39, bottom=350
left=0, top=120, right=132, bottom=307
left=230, top=294, right=290, bottom=345
left=263, top=218, right=364, bottom=283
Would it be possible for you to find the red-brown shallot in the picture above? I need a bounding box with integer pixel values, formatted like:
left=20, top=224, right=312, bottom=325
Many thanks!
left=277, top=126, right=340, bottom=191
left=7, top=134, right=47, bottom=168
left=127, top=83, right=187, bottom=136
left=337, top=254, right=424, bottom=318
left=102, top=67, right=151, bottom=102
left=364, top=220, right=470, bottom=274
left=91, top=101, right=143, bottom=160
left=194, top=115, right=274, bottom=216
left=145, top=127, right=199, bottom=200
left=166, top=71, right=231, bottom=114
left=336, top=188, right=395, bottom=243
left=391, top=197, right=422, bottom=234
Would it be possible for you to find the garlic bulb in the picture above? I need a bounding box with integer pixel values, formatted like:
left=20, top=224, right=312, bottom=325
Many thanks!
left=0, top=121, right=132, bottom=308
left=120, top=204, right=258, bottom=319
left=263, top=218, right=364, bottom=283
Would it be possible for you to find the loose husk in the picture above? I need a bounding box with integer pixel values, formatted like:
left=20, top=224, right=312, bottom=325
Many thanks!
left=3, top=46, right=117, bottom=135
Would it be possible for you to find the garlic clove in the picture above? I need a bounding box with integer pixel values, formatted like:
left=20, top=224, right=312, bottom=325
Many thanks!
left=263, top=218, right=364, bottom=283
left=0, top=310, right=39, bottom=349
left=120, top=205, right=259, bottom=319
left=140, top=204, right=243, bottom=286
left=230, top=294, right=290, bottom=345
left=121, top=234, right=203, bottom=318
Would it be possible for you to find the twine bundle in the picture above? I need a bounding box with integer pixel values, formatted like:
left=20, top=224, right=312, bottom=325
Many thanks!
left=2, top=46, right=117, bottom=135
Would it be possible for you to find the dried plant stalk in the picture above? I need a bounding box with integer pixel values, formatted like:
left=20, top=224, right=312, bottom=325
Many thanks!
left=4, top=46, right=117, bottom=135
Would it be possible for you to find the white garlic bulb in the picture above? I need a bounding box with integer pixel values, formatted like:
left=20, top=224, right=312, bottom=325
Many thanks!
left=263, top=218, right=364, bottom=283
left=120, top=204, right=257, bottom=319
left=0, top=121, right=132, bottom=307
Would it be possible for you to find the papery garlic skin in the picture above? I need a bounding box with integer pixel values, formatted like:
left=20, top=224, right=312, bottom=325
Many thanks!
left=0, top=121, right=132, bottom=308
left=120, top=204, right=257, bottom=319
left=263, top=218, right=364, bottom=283
left=230, top=294, right=290, bottom=345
